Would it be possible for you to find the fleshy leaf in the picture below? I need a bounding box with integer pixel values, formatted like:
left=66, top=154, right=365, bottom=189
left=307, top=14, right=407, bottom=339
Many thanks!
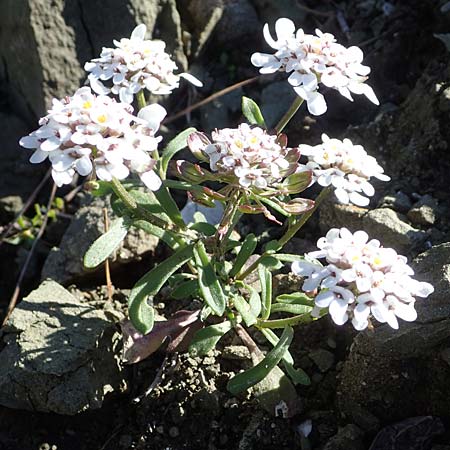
left=227, top=326, right=294, bottom=395
left=233, top=295, right=257, bottom=326
left=230, top=234, right=258, bottom=278
left=189, top=321, right=233, bottom=356
left=261, top=329, right=310, bottom=386
left=193, top=241, right=227, bottom=316
left=242, top=96, right=267, bottom=128
left=161, top=127, right=197, bottom=176
left=258, top=264, right=272, bottom=320
left=129, top=244, right=195, bottom=334
left=83, top=216, right=130, bottom=269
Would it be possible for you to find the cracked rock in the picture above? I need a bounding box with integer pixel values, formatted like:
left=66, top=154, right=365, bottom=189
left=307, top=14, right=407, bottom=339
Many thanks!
left=42, top=194, right=159, bottom=284
left=337, top=243, right=450, bottom=421
left=0, top=280, right=127, bottom=415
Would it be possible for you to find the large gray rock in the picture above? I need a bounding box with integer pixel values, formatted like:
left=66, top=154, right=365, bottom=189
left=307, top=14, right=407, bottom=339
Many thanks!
left=0, top=0, right=184, bottom=119
left=42, top=195, right=159, bottom=284
left=319, top=200, right=427, bottom=255
left=337, top=243, right=450, bottom=421
left=0, top=280, right=127, bottom=415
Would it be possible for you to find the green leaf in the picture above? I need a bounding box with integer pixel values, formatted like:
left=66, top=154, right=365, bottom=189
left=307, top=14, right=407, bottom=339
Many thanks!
left=275, top=292, right=314, bottom=306
left=189, top=221, right=217, bottom=236
left=161, top=127, right=197, bottom=176
left=227, top=326, right=294, bottom=394
left=242, top=96, right=266, bottom=128
left=258, top=264, right=272, bottom=320
left=83, top=217, right=130, bottom=269
left=193, top=241, right=227, bottom=316
left=189, top=321, right=232, bottom=356
left=273, top=254, right=306, bottom=263
left=171, top=279, right=199, bottom=299
left=153, top=185, right=186, bottom=229
left=281, top=171, right=312, bottom=195
left=259, top=255, right=283, bottom=270
left=261, top=329, right=310, bottom=385
left=270, top=303, right=313, bottom=315
left=132, top=219, right=181, bottom=249
left=229, top=234, right=257, bottom=278
left=233, top=295, right=257, bottom=327
left=129, top=244, right=194, bottom=334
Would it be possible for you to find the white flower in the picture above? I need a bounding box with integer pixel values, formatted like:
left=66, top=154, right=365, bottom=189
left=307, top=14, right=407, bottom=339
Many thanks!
left=291, top=227, right=434, bottom=330
left=85, top=24, right=202, bottom=103
left=19, top=87, right=166, bottom=189
left=297, top=134, right=390, bottom=206
left=251, top=18, right=378, bottom=115
left=186, top=124, right=300, bottom=189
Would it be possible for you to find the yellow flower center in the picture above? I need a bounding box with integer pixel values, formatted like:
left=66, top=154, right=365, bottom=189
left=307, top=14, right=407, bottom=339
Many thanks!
left=83, top=101, right=92, bottom=109
left=97, top=114, right=107, bottom=123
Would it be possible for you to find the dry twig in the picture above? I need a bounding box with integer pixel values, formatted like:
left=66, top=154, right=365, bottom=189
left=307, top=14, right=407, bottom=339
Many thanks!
left=2, top=182, right=57, bottom=326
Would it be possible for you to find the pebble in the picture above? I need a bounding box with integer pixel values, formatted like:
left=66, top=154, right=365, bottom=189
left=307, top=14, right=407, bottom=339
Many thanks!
left=169, top=426, right=180, bottom=438
left=309, top=348, right=335, bottom=372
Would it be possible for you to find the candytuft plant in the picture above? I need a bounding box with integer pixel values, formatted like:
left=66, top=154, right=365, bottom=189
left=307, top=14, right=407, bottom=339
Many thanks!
left=19, top=20, right=434, bottom=416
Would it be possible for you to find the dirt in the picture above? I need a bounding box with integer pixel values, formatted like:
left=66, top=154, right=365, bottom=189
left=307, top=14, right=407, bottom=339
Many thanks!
left=2, top=1, right=450, bottom=449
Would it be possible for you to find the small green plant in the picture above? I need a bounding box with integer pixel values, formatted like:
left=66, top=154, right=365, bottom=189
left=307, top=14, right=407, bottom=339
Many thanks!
left=4, top=198, right=64, bottom=246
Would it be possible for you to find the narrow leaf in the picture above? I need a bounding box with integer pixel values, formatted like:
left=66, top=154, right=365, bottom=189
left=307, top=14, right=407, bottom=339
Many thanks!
left=242, top=96, right=266, bottom=128
left=153, top=185, right=186, bottom=229
left=129, top=244, right=194, bottom=334
left=261, top=329, right=310, bottom=385
left=275, top=292, right=314, bottom=305
left=171, top=279, right=199, bottom=299
left=133, top=219, right=181, bottom=249
left=233, top=295, right=257, bottom=327
left=193, top=241, right=227, bottom=316
left=189, top=321, right=232, bottom=356
left=258, top=264, right=272, bottom=320
left=83, top=217, right=130, bottom=269
left=270, top=303, right=313, bottom=315
left=227, top=326, right=294, bottom=395
left=230, top=233, right=258, bottom=278
left=161, top=127, right=197, bottom=176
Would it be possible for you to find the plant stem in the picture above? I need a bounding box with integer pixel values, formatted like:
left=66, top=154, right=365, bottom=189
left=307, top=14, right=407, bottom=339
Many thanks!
left=110, top=177, right=171, bottom=231
left=236, top=187, right=331, bottom=281
left=275, top=97, right=304, bottom=134
left=136, top=89, right=146, bottom=110
left=103, top=207, right=114, bottom=301
left=277, top=186, right=332, bottom=248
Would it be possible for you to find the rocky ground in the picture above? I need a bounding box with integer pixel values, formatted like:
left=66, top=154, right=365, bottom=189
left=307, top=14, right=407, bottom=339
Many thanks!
left=1, top=0, right=450, bottom=449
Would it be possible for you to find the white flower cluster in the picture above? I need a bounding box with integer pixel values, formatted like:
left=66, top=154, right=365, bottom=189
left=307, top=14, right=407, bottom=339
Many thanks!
left=251, top=18, right=378, bottom=115
left=292, top=228, right=434, bottom=330
left=187, top=124, right=299, bottom=189
left=19, top=87, right=166, bottom=189
left=297, top=134, right=390, bottom=206
left=85, top=24, right=202, bottom=103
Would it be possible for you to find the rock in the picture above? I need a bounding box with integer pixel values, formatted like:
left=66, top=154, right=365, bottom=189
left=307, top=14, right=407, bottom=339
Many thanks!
left=322, top=424, right=365, bottom=450
left=368, top=416, right=444, bottom=450
left=379, top=191, right=413, bottom=214
left=407, top=195, right=439, bottom=226
left=214, top=0, right=260, bottom=47
left=309, top=348, right=335, bottom=373
left=0, top=112, right=45, bottom=199
left=0, top=195, right=23, bottom=223
left=319, top=198, right=367, bottom=233
left=0, top=1, right=185, bottom=119
left=337, top=243, right=450, bottom=420
left=0, top=280, right=127, bottom=415
left=42, top=194, right=159, bottom=284
left=222, top=345, right=251, bottom=361
left=261, top=81, right=297, bottom=129
left=362, top=208, right=427, bottom=254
